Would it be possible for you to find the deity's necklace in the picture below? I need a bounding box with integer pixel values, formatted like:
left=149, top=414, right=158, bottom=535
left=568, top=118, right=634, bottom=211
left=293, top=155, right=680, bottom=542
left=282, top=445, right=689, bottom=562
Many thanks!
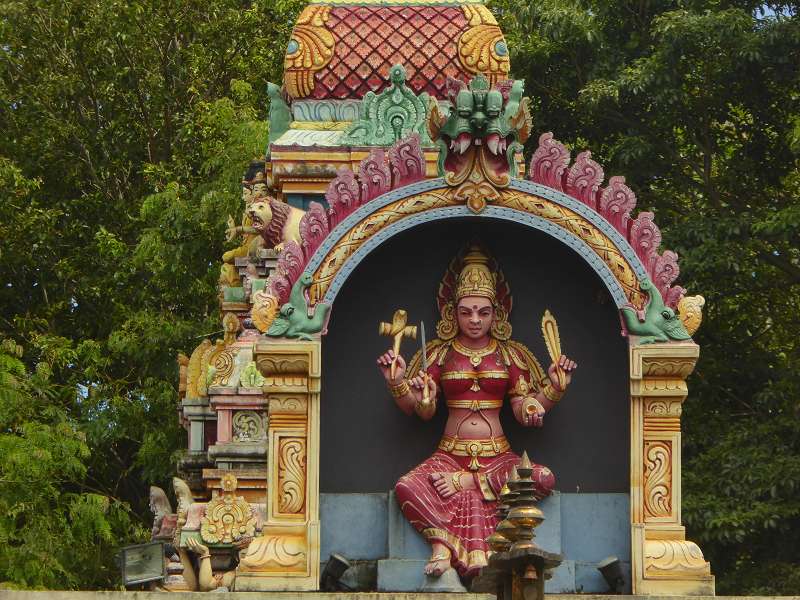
left=453, top=338, right=498, bottom=368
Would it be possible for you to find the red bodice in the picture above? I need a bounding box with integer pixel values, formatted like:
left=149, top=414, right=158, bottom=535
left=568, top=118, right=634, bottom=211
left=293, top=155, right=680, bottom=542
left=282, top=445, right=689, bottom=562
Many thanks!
left=426, top=340, right=532, bottom=405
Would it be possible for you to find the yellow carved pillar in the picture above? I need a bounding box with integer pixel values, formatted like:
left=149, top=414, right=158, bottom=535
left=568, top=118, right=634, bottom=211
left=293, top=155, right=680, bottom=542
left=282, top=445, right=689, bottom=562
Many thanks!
left=235, top=338, right=321, bottom=591
left=630, top=340, right=714, bottom=595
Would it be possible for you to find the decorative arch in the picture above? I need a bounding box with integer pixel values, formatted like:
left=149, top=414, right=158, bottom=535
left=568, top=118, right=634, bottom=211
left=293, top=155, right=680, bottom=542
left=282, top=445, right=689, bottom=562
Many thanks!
left=304, top=178, right=649, bottom=309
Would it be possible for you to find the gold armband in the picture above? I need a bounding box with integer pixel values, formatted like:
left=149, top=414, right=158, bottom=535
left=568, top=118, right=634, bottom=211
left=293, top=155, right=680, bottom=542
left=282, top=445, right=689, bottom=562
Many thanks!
left=510, top=375, right=531, bottom=397
left=452, top=471, right=464, bottom=492
left=542, top=384, right=563, bottom=403
left=389, top=379, right=411, bottom=398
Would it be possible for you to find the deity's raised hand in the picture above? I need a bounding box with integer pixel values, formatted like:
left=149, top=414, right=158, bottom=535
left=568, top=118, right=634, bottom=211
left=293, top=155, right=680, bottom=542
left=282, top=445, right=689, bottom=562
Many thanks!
left=377, top=349, right=406, bottom=384
left=548, top=355, right=577, bottom=391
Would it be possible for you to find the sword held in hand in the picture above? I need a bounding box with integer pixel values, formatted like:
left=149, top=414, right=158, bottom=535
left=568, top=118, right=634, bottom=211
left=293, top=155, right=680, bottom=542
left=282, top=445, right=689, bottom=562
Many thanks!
left=419, top=321, right=431, bottom=405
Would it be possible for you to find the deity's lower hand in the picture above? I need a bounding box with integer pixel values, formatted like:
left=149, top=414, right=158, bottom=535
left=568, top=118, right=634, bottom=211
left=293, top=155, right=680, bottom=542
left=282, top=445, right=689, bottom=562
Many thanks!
left=548, top=354, right=577, bottom=391
left=409, top=370, right=437, bottom=399
left=377, top=349, right=406, bottom=384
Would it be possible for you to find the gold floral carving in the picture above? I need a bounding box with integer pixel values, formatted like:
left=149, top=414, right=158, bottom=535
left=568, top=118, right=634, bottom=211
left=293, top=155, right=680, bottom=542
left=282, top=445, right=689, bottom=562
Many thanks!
left=458, top=5, right=510, bottom=82
left=284, top=6, right=334, bottom=98
left=239, top=534, right=307, bottom=571
left=278, top=438, right=307, bottom=514
left=200, top=474, right=256, bottom=544
left=452, top=165, right=503, bottom=214
left=252, top=290, right=280, bottom=333
left=643, top=441, right=672, bottom=519
left=644, top=540, right=711, bottom=578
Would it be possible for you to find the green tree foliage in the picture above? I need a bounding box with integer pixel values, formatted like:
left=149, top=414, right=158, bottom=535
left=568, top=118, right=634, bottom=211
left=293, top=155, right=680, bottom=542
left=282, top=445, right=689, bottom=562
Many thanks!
left=491, top=0, right=800, bottom=592
left=0, top=338, right=137, bottom=588
left=0, top=0, right=303, bottom=588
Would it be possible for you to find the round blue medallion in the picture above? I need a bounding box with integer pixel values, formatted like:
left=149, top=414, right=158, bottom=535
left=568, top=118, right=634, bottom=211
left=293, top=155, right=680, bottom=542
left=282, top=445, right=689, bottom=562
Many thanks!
left=287, top=39, right=299, bottom=54
left=494, top=40, right=508, bottom=56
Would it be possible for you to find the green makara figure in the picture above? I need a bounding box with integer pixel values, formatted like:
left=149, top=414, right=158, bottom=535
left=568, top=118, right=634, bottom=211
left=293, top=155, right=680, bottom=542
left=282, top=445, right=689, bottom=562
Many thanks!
left=620, top=279, right=691, bottom=344
left=267, top=273, right=331, bottom=340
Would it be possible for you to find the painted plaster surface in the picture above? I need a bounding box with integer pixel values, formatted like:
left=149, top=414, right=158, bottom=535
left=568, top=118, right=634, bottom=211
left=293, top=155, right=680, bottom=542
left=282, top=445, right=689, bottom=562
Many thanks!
left=321, top=492, right=389, bottom=560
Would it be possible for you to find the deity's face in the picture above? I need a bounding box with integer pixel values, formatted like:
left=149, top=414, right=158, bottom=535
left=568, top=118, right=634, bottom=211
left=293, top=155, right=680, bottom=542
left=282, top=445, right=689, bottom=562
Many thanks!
left=456, top=296, right=494, bottom=340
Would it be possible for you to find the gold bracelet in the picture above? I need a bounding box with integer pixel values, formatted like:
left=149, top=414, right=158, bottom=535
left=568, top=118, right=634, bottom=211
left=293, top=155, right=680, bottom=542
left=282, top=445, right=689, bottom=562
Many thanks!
left=452, top=471, right=463, bottom=492
left=389, top=379, right=410, bottom=398
left=542, top=384, right=563, bottom=403
left=198, top=553, right=211, bottom=560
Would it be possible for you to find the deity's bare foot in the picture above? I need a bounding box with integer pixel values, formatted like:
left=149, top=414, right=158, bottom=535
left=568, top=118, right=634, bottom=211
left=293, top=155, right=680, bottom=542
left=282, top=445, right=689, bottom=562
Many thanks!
left=424, top=542, right=452, bottom=577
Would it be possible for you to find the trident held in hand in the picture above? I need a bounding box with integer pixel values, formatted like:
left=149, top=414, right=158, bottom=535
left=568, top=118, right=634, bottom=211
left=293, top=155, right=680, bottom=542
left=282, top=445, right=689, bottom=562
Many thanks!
left=378, top=309, right=417, bottom=381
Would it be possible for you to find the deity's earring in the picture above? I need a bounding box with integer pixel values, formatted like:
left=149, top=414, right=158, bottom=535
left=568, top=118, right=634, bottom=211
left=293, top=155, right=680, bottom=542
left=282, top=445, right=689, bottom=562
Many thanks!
left=491, top=305, right=512, bottom=341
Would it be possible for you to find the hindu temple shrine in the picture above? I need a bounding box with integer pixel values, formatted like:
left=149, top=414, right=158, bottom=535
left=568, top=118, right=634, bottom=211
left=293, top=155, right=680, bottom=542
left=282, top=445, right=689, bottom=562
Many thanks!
left=148, top=0, right=715, bottom=595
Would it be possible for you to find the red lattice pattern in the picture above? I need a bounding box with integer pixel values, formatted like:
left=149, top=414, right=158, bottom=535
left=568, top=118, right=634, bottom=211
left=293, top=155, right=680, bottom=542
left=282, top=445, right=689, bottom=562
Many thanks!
left=312, top=6, right=471, bottom=100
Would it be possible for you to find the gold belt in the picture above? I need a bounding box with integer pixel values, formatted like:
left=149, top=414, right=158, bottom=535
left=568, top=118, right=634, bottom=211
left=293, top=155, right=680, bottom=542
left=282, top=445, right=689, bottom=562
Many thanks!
left=441, top=370, right=509, bottom=380
left=446, top=398, right=503, bottom=410
left=438, top=435, right=510, bottom=470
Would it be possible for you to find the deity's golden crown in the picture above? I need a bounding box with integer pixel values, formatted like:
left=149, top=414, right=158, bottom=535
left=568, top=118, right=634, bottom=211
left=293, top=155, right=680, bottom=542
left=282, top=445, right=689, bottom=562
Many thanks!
left=455, top=247, right=496, bottom=302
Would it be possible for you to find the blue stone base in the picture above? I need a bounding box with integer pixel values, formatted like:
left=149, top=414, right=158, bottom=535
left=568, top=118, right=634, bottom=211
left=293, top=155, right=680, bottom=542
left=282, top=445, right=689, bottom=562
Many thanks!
left=320, top=491, right=631, bottom=593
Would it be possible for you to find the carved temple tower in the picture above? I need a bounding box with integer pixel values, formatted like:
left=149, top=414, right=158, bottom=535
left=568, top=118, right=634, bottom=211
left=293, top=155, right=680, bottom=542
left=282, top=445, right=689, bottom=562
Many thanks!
left=169, top=0, right=715, bottom=594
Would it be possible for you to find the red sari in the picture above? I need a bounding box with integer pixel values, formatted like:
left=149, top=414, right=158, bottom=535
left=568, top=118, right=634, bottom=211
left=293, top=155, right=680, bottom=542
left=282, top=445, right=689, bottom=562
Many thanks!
left=394, top=341, right=555, bottom=577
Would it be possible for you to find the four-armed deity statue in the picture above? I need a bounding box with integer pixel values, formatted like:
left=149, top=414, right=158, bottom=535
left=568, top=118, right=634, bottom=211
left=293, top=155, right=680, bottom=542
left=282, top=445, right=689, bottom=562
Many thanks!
left=377, top=245, right=576, bottom=579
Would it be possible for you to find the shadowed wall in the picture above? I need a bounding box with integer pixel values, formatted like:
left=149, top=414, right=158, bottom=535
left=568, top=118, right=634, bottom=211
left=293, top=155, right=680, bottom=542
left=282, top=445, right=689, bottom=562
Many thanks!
left=320, top=218, right=629, bottom=493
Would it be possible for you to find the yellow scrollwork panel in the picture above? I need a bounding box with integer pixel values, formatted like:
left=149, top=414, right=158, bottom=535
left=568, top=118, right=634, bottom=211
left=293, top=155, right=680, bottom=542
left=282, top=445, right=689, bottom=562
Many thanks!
left=284, top=6, right=334, bottom=98
left=643, top=440, right=672, bottom=519
left=278, top=438, right=307, bottom=515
